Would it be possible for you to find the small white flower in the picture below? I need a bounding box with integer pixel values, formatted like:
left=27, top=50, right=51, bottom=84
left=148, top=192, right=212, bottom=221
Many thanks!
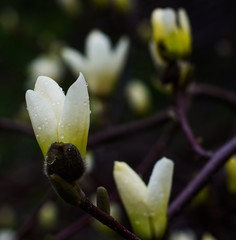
left=25, top=73, right=90, bottom=159
left=62, top=29, right=129, bottom=97
left=113, top=157, right=174, bottom=239
left=150, top=8, right=191, bottom=66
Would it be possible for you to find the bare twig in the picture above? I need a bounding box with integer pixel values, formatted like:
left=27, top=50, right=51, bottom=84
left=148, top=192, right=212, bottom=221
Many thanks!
left=168, top=135, right=236, bottom=220
left=136, top=122, right=178, bottom=175
left=175, top=87, right=213, bottom=158
left=0, top=118, right=33, bottom=136
left=88, top=108, right=174, bottom=148
left=78, top=195, right=141, bottom=240
left=56, top=215, right=91, bottom=240
left=189, top=83, right=236, bottom=106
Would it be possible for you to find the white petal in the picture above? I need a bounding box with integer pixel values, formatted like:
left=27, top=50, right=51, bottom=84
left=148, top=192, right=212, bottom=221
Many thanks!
left=113, top=161, right=151, bottom=239
left=34, top=76, right=65, bottom=123
left=61, top=47, right=88, bottom=76
left=179, top=9, right=191, bottom=34
left=162, top=8, right=176, bottom=33
left=58, top=73, right=90, bottom=159
left=112, top=36, right=129, bottom=76
left=146, top=157, right=174, bottom=238
left=149, top=41, right=167, bottom=67
left=26, top=90, right=58, bottom=157
left=86, top=30, right=112, bottom=62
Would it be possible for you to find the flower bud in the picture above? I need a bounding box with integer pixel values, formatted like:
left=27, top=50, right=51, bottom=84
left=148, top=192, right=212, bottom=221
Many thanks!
left=45, top=142, right=85, bottom=183
left=150, top=8, right=191, bottom=67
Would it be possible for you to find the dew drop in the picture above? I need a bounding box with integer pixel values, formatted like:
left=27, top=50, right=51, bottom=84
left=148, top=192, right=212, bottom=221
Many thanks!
left=38, top=126, right=42, bottom=130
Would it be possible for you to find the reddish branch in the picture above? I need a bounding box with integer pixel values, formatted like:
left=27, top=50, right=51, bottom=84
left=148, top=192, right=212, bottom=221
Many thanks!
left=168, top=135, right=236, bottom=219
left=175, top=86, right=213, bottom=158
left=0, top=118, right=34, bottom=136
left=87, top=109, right=174, bottom=148
left=189, top=83, right=236, bottom=106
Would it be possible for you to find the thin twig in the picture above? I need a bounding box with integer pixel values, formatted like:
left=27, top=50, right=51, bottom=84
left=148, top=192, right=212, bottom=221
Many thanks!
left=56, top=215, right=91, bottom=240
left=175, top=86, right=213, bottom=158
left=189, top=83, right=236, bottom=106
left=0, top=118, right=34, bottom=136
left=88, top=108, right=174, bottom=148
left=167, top=135, right=236, bottom=220
left=136, top=122, right=178, bottom=175
left=79, top=195, right=141, bottom=240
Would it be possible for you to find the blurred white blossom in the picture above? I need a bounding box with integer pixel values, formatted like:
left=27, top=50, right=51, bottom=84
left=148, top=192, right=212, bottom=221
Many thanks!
left=62, top=29, right=129, bottom=97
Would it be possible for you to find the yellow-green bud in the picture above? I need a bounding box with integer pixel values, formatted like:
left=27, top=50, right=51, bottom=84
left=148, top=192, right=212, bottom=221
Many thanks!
left=150, top=8, right=191, bottom=67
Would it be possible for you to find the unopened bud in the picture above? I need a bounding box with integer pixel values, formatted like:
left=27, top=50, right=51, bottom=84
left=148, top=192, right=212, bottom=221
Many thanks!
left=45, top=142, right=85, bottom=183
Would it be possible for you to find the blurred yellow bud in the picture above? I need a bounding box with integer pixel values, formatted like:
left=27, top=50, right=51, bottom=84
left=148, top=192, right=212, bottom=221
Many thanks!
left=150, top=8, right=191, bottom=67
left=202, top=233, right=217, bottom=240
left=38, top=201, right=58, bottom=229
left=225, top=155, right=236, bottom=194
left=169, top=230, right=196, bottom=240
left=112, top=0, right=134, bottom=14
left=126, top=79, right=152, bottom=116
left=56, top=0, right=81, bottom=16
left=113, top=157, right=174, bottom=239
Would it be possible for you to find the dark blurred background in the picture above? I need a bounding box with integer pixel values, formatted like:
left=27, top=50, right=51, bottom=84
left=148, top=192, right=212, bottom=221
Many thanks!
left=0, top=0, right=236, bottom=239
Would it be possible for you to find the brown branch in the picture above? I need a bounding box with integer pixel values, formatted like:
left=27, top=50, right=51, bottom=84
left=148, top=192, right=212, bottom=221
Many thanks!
left=0, top=118, right=34, bottom=136
left=88, top=108, right=174, bottom=148
left=136, top=122, right=178, bottom=175
left=175, top=86, right=213, bottom=158
left=189, top=83, right=236, bottom=107
left=56, top=215, right=91, bottom=240
left=167, top=135, right=236, bottom=220
left=78, top=195, right=141, bottom=240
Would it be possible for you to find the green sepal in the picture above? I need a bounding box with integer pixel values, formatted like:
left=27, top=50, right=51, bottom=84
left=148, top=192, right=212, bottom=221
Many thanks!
left=49, top=174, right=82, bottom=206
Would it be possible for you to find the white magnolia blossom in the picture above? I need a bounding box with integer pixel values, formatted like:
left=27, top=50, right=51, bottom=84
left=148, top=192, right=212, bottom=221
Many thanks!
left=62, top=29, right=129, bottom=97
left=25, top=73, right=90, bottom=159
left=150, top=8, right=191, bottom=66
left=113, top=157, right=174, bottom=239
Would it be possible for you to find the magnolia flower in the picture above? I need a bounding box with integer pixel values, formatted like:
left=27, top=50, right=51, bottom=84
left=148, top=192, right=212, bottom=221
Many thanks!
left=150, top=8, right=191, bottom=66
left=62, top=29, right=129, bottom=97
left=113, top=157, right=174, bottom=239
left=25, top=73, right=90, bottom=159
